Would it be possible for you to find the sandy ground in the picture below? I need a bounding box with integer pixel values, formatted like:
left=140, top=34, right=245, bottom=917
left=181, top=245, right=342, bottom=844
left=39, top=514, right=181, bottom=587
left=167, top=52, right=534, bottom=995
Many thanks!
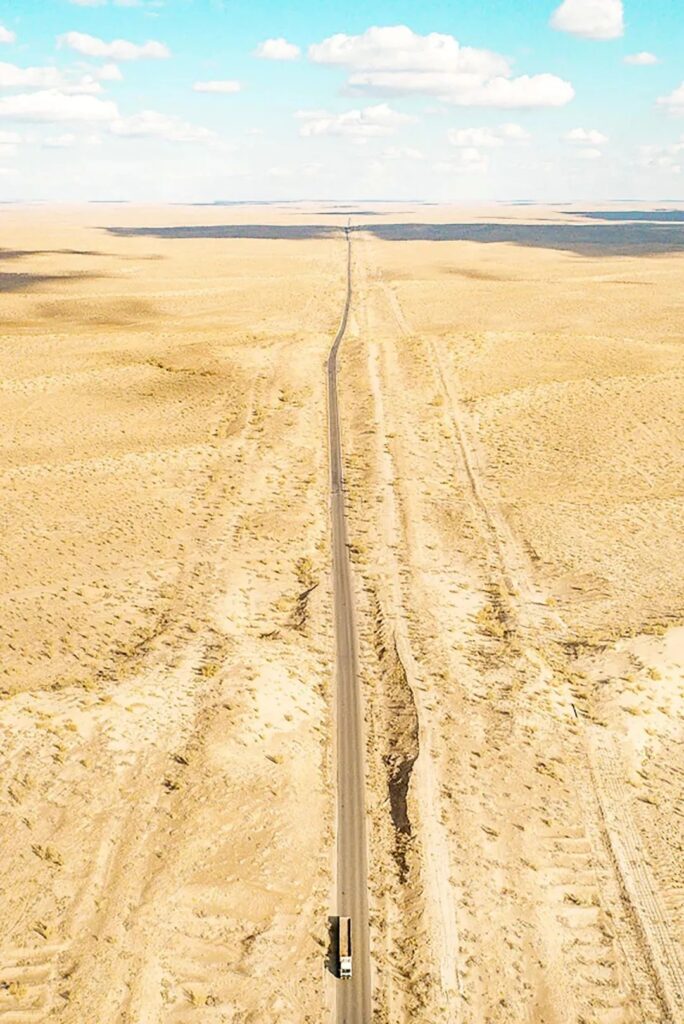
left=0, top=205, right=343, bottom=1022
left=0, top=202, right=683, bottom=1023
left=338, top=217, right=684, bottom=1023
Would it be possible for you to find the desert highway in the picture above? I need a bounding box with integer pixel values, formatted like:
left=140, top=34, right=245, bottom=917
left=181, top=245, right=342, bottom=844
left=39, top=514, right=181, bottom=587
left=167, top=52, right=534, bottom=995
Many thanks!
left=328, top=226, right=372, bottom=1023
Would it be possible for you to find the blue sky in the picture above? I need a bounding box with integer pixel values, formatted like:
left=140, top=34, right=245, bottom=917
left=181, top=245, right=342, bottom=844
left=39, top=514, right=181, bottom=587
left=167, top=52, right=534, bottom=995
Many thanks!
left=0, top=0, right=682, bottom=201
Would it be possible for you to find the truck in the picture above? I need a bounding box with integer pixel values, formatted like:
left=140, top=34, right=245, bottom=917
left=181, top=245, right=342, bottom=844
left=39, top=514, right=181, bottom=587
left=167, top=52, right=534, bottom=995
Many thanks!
left=339, top=916, right=352, bottom=979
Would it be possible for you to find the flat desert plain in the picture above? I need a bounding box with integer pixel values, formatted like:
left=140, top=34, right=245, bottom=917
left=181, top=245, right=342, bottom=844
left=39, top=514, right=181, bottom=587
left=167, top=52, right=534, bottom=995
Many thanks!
left=0, top=202, right=683, bottom=1024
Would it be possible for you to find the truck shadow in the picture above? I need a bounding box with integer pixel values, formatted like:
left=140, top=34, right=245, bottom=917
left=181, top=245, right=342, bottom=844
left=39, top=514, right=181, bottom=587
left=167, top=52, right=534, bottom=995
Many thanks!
left=326, top=915, right=340, bottom=979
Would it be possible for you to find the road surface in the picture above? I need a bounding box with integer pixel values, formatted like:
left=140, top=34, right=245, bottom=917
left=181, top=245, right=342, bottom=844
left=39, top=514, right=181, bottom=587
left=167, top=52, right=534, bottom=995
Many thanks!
left=328, top=226, right=372, bottom=1023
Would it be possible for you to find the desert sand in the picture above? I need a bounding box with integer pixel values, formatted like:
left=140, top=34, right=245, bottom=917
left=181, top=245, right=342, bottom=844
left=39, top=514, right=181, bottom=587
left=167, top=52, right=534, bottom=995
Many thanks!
left=1, top=202, right=683, bottom=1023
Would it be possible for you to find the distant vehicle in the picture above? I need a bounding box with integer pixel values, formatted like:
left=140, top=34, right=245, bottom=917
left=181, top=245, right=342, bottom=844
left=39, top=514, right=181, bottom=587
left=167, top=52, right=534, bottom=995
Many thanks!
left=339, top=916, right=352, bottom=979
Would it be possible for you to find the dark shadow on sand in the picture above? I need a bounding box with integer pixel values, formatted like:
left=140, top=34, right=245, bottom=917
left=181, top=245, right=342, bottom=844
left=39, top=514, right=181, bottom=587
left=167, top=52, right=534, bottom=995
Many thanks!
left=0, top=246, right=160, bottom=263
left=0, top=272, right=100, bottom=293
left=106, top=225, right=337, bottom=241
left=361, top=222, right=684, bottom=256
left=569, top=210, right=684, bottom=223
left=326, top=916, right=340, bottom=979
left=103, top=221, right=684, bottom=256
left=0, top=247, right=104, bottom=261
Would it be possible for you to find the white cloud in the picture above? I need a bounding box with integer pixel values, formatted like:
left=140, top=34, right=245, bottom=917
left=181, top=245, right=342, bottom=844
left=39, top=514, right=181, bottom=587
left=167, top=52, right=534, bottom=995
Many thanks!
left=449, top=126, right=502, bottom=148
left=350, top=72, right=574, bottom=108
left=639, top=141, right=684, bottom=173
left=308, top=25, right=574, bottom=108
left=309, top=26, right=508, bottom=75
left=297, top=102, right=413, bottom=139
left=0, top=62, right=105, bottom=95
left=500, top=122, right=531, bottom=140
left=0, top=90, right=118, bottom=122
left=658, top=82, right=684, bottom=115
left=43, top=133, right=77, bottom=148
left=435, top=147, right=490, bottom=174
left=576, top=147, right=602, bottom=159
left=254, top=37, right=300, bottom=61
left=565, top=127, right=608, bottom=145
left=68, top=0, right=107, bottom=5
left=0, top=128, right=18, bottom=154
left=99, top=63, right=123, bottom=81
left=0, top=62, right=64, bottom=90
left=193, top=80, right=241, bottom=93
left=550, top=0, right=624, bottom=40
left=624, top=51, right=659, bottom=65
left=57, top=32, right=170, bottom=61
left=0, top=25, right=16, bottom=44
left=449, top=122, right=530, bottom=148
left=382, top=145, right=424, bottom=160
left=110, top=110, right=215, bottom=142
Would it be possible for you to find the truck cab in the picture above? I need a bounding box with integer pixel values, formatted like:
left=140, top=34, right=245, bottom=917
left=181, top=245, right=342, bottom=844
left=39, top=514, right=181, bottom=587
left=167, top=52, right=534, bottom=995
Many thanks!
left=339, top=916, right=352, bottom=979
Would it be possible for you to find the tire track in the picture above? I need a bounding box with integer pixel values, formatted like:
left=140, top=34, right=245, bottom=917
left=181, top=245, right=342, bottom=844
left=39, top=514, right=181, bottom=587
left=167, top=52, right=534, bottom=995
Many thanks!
left=374, top=261, right=683, bottom=1021
left=587, top=727, right=684, bottom=1021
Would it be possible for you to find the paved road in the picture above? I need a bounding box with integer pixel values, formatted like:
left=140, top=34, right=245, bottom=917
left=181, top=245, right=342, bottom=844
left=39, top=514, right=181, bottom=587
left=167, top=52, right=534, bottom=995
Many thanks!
left=327, top=227, right=372, bottom=1023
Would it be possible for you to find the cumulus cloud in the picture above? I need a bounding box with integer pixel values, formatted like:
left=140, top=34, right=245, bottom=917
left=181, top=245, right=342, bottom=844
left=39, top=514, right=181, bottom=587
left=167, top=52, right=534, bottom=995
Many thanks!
left=550, top=0, right=624, bottom=40
left=0, top=25, right=15, bottom=44
left=435, top=147, right=490, bottom=174
left=0, top=61, right=105, bottom=94
left=624, top=51, right=659, bottom=65
left=308, top=25, right=574, bottom=108
left=57, top=32, right=170, bottom=61
left=43, top=133, right=77, bottom=148
left=254, top=37, right=300, bottom=61
left=297, top=103, right=413, bottom=139
left=110, top=110, right=215, bottom=142
left=500, top=122, right=532, bottom=140
left=0, top=90, right=118, bottom=122
left=449, top=122, right=530, bottom=147
left=565, top=127, right=608, bottom=145
left=639, top=140, right=684, bottom=174
left=575, top=147, right=602, bottom=159
left=193, top=80, right=241, bottom=93
left=382, top=145, right=425, bottom=160
left=448, top=126, right=501, bottom=148
left=0, top=62, right=67, bottom=90
left=658, top=82, right=684, bottom=115
left=310, top=26, right=508, bottom=75
left=99, top=63, right=123, bottom=81
left=0, top=128, right=19, bottom=156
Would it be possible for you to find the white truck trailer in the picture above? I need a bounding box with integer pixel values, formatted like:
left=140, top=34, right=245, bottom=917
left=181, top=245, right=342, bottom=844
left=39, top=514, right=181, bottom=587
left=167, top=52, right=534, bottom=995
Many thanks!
left=339, top=916, right=352, bottom=979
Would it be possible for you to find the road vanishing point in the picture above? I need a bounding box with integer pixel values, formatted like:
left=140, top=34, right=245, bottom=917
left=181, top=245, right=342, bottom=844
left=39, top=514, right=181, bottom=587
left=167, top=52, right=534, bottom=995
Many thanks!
left=328, top=225, right=372, bottom=1023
